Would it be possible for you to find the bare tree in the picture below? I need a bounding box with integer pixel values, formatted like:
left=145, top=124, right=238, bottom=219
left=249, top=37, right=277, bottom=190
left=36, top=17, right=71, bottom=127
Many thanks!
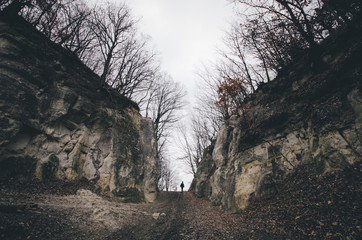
left=17, top=0, right=94, bottom=57
left=231, top=0, right=361, bottom=66
left=158, top=159, right=178, bottom=191
left=196, top=64, right=229, bottom=123
left=175, top=64, right=226, bottom=176
left=5, top=0, right=172, bottom=108
left=202, top=0, right=360, bottom=125
left=143, top=73, right=186, bottom=156
left=110, top=33, right=157, bottom=98
left=177, top=125, right=197, bottom=176
left=53, top=1, right=92, bottom=56
left=232, top=0, right=319, bottom=47
left=86, top=2, right=135, bottom=85
left=135, top=73, right=186, bottom=190
left=177, top=115, right=212, bottom=177
left=77, top=2, right=159, bottom=101
left=221, top=27, right=260, bottom=91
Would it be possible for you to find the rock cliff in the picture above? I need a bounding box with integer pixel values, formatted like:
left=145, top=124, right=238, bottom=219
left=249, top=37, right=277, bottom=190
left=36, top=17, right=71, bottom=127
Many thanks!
left=0, top=16, right=160, bottom=202
left=193, top=19, right=362, bottom=211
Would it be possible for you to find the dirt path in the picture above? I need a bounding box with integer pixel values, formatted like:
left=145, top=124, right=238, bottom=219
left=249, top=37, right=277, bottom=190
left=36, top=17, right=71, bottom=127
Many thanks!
left=0, top=184, right=262, bottom=240
left=0, top=184, right=209, bottom=240
left=108, top=191, right=242, bottom=240
left=1, top=164, right=361, bottom=239
left=0, top=187, right=286, bottom=240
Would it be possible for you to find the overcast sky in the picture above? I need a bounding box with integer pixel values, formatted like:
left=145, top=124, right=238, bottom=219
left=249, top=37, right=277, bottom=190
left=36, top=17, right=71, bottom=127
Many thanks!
left=126, top=0, right=235, bottom=98
left=122, top=0, right=236, bottom=190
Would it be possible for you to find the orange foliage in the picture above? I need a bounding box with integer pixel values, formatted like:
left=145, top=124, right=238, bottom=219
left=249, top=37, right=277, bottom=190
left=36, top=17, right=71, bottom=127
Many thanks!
left=215, top=77, right=249, bottom=115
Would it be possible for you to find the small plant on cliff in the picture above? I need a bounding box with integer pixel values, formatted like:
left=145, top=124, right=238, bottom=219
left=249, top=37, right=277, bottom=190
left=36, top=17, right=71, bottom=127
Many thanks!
left=215, top=77, right=250, bottom=118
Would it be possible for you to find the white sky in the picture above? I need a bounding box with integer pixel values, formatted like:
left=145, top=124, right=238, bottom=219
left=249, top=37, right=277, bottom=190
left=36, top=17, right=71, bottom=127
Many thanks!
left=126, top=0, right=235, bottom=99
left=121, top=0, right=236, bottom=190
left=122, top=0, right=236, bottom=190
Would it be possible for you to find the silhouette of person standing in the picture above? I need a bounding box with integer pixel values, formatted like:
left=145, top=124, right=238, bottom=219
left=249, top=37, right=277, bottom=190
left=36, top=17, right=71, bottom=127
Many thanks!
left=180, top=181, right=184, bottom=193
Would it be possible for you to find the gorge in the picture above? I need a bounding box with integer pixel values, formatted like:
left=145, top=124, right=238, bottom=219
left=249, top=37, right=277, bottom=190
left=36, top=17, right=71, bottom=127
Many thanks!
left=0, top=5, right=361, bottom=240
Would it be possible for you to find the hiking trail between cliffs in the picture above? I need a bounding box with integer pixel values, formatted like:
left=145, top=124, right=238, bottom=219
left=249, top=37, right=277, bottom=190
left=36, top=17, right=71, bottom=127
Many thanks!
left=0, top=183, right=270, bottom=240
left=1, top=165, right=361, bottom=240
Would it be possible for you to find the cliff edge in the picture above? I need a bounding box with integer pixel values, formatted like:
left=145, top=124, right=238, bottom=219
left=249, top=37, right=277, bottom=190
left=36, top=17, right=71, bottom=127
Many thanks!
left=192, top=17, right=362, bottom=211
left=0, top=16, right=160, bottom=202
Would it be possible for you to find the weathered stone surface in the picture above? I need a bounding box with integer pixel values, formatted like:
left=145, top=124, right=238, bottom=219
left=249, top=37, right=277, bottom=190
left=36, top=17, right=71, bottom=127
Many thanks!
left=0, top=16, right=159, bottom=202
left=193, top=19, right=362, bottom=211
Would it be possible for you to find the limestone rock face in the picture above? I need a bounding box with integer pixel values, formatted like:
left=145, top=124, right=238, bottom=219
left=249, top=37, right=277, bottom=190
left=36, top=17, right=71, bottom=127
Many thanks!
left=0, top=17, right=160, bottom=202
left=193, top=20, right=362, bottom=211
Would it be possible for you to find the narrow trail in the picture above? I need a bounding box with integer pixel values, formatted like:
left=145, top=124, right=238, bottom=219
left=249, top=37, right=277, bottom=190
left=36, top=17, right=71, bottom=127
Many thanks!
left=109, top=191, right=273, bottom=240
left=0, top=184, right=253, bottom=240
left=110, top=191, right=189, bottom=240
left=1, top=164, right=360, bottom=239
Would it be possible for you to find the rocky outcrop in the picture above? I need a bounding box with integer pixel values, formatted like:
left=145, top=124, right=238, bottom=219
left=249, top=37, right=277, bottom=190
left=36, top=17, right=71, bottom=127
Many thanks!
left=193, top=19, right=362, bottom=211
left=0, top=16, right=159, bottom=202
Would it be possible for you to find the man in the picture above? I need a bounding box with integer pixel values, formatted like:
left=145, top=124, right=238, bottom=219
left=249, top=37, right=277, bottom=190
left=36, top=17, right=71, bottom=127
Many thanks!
left=180, top=181, right=184, bottom=193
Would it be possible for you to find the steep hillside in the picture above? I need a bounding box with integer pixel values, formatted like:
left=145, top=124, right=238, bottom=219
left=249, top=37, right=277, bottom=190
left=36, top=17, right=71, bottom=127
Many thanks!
left=0, top=15, right=159, bottom=202
left=192, top=16, right=361, bottom=212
